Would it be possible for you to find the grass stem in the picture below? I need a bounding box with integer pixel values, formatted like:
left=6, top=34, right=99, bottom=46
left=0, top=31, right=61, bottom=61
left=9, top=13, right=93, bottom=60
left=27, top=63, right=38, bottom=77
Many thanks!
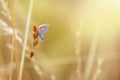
left=19, top=0, right=33, bottom=80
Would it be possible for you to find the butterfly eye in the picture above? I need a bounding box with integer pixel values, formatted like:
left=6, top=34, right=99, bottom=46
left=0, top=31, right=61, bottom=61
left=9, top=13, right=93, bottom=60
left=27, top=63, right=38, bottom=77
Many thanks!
left=30, top=50, right=35, bottom=58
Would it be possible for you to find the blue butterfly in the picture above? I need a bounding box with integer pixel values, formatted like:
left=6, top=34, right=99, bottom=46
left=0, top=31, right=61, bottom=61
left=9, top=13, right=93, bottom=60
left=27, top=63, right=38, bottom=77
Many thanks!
left=38, top=24, right=49, bottom=41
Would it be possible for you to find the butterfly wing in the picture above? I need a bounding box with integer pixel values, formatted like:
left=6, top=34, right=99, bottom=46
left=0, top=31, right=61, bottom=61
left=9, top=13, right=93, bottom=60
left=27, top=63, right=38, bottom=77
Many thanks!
left=38, top=24, right=49, bottom=41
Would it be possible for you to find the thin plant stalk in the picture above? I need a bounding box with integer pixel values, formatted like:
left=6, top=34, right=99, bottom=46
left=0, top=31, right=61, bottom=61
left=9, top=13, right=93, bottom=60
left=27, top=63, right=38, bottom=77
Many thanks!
left=13, top=0, right=20, bottom=78
left=19, top=0, right=33, bottom=80
left=15, top=36, right=20, bottom=79
left=9, top=32, right=15, bottom=80
left=83, top=26, right=100, bottom=80
left=9, top=0, right=18, bottom=80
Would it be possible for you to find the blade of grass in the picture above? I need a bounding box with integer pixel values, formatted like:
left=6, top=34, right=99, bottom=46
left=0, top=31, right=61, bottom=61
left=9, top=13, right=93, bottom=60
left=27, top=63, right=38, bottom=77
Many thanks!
left=19, top=0, right=33, bottom=80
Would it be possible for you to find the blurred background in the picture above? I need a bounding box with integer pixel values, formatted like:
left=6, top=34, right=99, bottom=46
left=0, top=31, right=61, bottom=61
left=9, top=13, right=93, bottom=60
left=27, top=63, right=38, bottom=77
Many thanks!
left=0, top=0, right=120, bottom=80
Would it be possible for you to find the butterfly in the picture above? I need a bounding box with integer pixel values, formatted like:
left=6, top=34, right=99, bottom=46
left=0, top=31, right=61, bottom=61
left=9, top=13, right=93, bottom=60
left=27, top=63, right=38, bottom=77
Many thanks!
left=38, top=24, right=49, bottom=41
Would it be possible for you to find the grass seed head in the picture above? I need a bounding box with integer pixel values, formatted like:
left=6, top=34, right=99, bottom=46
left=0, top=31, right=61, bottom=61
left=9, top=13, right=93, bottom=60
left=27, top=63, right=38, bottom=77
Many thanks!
left=33, top=39, right=39, bottom=46
left=30, top=50, right=35, bottom=58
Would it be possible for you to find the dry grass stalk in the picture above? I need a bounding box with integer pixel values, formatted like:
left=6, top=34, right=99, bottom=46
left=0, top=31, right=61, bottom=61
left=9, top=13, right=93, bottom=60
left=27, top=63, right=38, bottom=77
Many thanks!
left=83, top=26, right=100, bottom=80
left=19, top=0, right=33, bottom=80
left=8, top=0, right=18, bottom=80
